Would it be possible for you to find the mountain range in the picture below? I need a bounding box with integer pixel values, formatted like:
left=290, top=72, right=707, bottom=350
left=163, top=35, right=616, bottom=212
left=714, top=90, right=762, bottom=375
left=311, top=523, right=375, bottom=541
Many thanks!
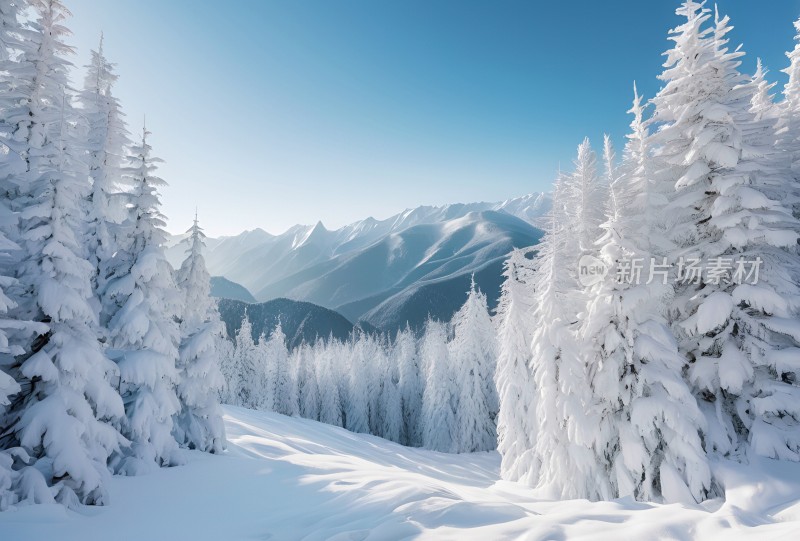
left=167, top=193, right=549, bottom=332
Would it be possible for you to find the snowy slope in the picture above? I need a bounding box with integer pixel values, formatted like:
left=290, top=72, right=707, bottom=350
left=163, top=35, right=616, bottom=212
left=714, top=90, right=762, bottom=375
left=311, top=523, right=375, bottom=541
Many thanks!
left=2, top=406, right=800, bottom=540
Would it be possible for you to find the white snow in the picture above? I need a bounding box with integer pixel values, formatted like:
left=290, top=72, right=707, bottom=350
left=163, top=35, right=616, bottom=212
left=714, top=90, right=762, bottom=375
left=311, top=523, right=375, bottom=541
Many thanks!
left=3, top=406, right=800, bottom=540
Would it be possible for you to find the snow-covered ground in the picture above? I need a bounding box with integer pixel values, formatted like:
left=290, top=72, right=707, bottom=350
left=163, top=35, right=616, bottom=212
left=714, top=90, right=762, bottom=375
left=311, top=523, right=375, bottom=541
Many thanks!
left=2, top=406, right=800, bottom=541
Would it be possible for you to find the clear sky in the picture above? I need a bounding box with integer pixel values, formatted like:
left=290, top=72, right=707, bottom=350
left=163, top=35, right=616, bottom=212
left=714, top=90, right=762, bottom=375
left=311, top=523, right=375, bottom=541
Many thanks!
left=65, top=0, right=800, bottom=237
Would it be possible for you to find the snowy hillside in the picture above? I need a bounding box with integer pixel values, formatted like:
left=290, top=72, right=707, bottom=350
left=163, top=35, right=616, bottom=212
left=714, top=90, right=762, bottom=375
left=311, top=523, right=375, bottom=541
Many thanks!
left=3, top=406, right=800, bottom=541
left=167, top=203, right=545, bottom=330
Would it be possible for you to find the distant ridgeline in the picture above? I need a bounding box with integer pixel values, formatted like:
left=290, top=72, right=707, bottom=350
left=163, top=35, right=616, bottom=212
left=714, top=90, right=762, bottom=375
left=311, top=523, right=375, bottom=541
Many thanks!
left=171, top=206, right=546, bottom=335
left=217, top=298, right=360, bottom=348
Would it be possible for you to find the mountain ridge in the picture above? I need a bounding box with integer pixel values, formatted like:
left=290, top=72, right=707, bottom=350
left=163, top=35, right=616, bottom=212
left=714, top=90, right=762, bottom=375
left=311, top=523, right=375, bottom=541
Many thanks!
left=167, top=192, right=549, bottom=330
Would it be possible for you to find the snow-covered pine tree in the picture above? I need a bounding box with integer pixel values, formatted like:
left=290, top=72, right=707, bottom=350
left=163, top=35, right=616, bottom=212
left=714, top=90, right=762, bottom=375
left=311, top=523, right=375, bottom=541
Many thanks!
left=344, top=333, right=371, bottom=434
left=394, top=326, right=422, bottom=446
left=495, top=248, right=537, bottom=482
left=263, top=322, right=296, bottom=416
left=229, top=315, right=257, bottom=407
left=173, top=214, right=226, bottom=453
left=525, top=175, right=580, bottom=492
left=420, top=319, right=456, bottom=452
left=0, top=203, right=47, bottom=511
left=103, top=125, right=183, bottom=474
left=215, top=331, right=235, bottom=404
left=528, top=139, right=609, bottom=495
left=0, top=0, right=127, bottom=506
left=750, top=59, right=776, bottom=123
left=294, top=341, right=319, bottom=420
left=252, top=332, right=273, bottom=410
left=654, top=2, right=800, bottom=462
left=366, top=334, right=387, bottom=436
left=570, top=137, right=606, bottom=256
left=578, top=82, right=712, bottom=503
left=778, top=16, right=800, bottom=219
left=450, top=277, right=497, bottom=453
left=78, top=34, right=131, bottom=311
left=315, top=337, right=343, bottom=427
left=378, top=339, right=403, bottom=443
left=603, top=135, right=622, bottom=222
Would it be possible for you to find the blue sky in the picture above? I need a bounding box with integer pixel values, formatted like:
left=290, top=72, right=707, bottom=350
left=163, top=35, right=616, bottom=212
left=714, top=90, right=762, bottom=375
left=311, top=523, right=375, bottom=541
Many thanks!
left=67, top=0, right=800, bottom=236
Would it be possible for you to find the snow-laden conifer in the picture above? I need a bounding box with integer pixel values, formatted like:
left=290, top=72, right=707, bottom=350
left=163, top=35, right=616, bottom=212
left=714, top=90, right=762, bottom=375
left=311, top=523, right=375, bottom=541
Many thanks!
left=173, top=215, right=226, bottom=453
left=394, top=327, right=422, bottom=446
left=495, top=248, right=537, bottom=481
left=0, top=0, right=126, bottom=506
left=450, top=278, right=497, bottom=453
left=420, top=319, right=456, bottom=452
left=104, top=125, right=182, bottom=474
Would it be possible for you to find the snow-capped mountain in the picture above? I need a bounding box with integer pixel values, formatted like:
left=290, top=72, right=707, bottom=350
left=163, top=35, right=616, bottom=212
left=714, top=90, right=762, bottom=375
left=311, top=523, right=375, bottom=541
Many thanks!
left=167, top=193, right=548, bottom=330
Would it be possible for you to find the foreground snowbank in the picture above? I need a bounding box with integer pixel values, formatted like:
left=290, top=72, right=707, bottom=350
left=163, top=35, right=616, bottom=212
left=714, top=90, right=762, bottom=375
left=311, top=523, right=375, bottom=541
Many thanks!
left=1, top=405, right=800, bottom=540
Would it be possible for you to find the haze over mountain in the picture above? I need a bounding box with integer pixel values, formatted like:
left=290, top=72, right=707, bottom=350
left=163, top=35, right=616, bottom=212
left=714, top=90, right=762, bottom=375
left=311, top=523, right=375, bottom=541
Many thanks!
left=168, top=193, right=548, bottom=331
left=209, top=276, right=257, bottom=304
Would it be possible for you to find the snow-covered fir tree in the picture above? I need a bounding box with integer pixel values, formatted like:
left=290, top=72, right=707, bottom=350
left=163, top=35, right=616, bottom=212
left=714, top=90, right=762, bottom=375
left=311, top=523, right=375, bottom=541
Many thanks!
left=344, top=334, right=371, bottom=434
left=215, top=331, right=235, bottom=404
left=315, top=338, right=343, bottom=427
left=420, top=319, right=456, bottom=452
left=654, top=1, right=800, bottom=462
left=293, top=341, right=319, bottom=421
left=173, top=214, right=226, bottom=453
left=394, top=326, right=422, bottom=446
left=103, top=125, right=182, bottom=474
left=578, top=81, right=712, bottom=503
left=0, top=203, right=47, bottom=510
left=778, top=16, right=800, bottom=219
left=262, top=322, right=296, bottom=416
left=78, top=34, right=130, bottom=309
left=378, top=338, right=403, bottom=443
left=449, top=278, right=497, bottom=453
left=229, top=316, right=257, bottom=408
left=0, top=0, right=127, bottom=506
left=495, top=248, right=537, bottom=482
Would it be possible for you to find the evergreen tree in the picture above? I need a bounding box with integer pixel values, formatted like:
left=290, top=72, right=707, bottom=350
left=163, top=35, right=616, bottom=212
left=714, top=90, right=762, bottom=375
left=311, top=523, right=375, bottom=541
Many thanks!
left=779, top=16, right=800, bottom=219
left=450, top=278, right=497, bottom=453
left=344, top=334, right=371, bottom=434
left=378, top=340, right=403, bottom=443
left=526, top=178, right=579, bottom=492
left=0, top=0, right=126, bottom=506
left=654, top=1, right=800, bottom=462
left=215, top=332, right=236, bottom=404
left=264, top=322, right=296, bottom=416
left=579, top=82, right=711, bottom=503
left=253, top=333, right=273, bottom=411
left=315, top=338, right=343, bottom=427
left=495, top=248, right=537, bottom=481
left=294, top=342, right=319, bottom=421
left=103, top=125, right=182, bottom=474
left=394, top=326, right=422, bottom=446
left=78, top=34, right=130, bottom=312
left=173, top=214, right=226, bottom=453
left=230, top=316, right=257, bottom=408
left=420, top=319, right=456, bottom=452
